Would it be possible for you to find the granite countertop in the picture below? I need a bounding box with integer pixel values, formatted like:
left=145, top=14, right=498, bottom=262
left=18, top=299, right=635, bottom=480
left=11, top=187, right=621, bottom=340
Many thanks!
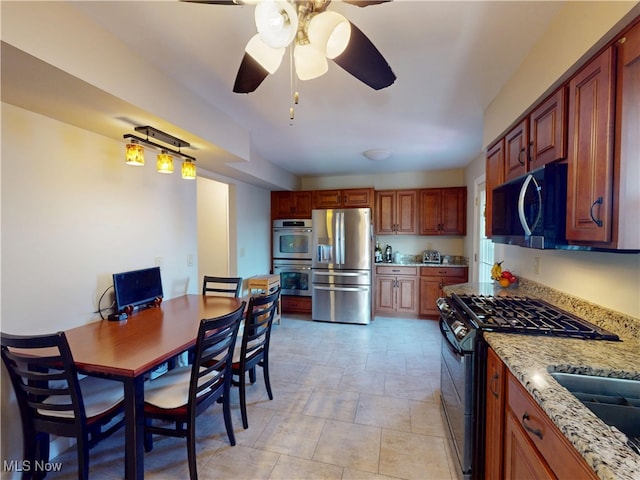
left=444, top=280, right=640, bottom=480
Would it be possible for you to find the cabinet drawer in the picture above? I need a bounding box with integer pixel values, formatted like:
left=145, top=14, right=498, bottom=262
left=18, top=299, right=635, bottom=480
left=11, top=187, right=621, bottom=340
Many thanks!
left=375, top=266, right=417, bottom=276
left=506, top=372, right=596, bottom=480
left=420, top=266, right=467, bottom=277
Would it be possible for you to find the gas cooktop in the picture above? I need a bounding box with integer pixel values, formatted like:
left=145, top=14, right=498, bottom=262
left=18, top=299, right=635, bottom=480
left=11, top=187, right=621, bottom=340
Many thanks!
left=451, top=294, right=620, bottom=341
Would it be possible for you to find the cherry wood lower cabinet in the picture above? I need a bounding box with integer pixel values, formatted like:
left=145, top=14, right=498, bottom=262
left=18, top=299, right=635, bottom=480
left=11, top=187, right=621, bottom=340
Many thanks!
left=419, top=267, right=468, bottom=316
left=502, top=369, right=597, bottom=480
left=281, top=295, right=311, bottom=314
left=375, top=265, right=418, bottom=315
left=485, top=347, right=506, bottom=480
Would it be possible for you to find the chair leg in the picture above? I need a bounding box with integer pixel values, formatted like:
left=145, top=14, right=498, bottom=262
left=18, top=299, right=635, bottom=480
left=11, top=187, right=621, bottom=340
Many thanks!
left=144, top=418, right=154, bottom=452
left=222, top=393, right=236, bottom=446
left=77, top=434, right=90, bottom=480
left=239, top=371, right=249, bottom=430
left=262, top=359, right=274, bottom=401
left=186, top=419, right=198, bottom=480
left=249, top=366, right=257, bottom=384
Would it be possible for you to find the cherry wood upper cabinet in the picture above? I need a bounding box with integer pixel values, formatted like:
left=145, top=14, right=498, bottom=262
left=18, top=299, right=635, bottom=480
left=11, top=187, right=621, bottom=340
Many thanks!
left=312, top=188, right=373, bottom=209
left=504, top=119, right=529, bottom=182
left=610, top=19, right=640, bottom=250
left=485, top=139, right=505, bottom=238
left=529, top=87, right=567, bottom=171
left=419, top=187, right=467, bottom=236
left=375, top=190, right=418, bottom=235
left=271, top=191, right=313, bottom=219
left=566, top=46, right=615, bottom=243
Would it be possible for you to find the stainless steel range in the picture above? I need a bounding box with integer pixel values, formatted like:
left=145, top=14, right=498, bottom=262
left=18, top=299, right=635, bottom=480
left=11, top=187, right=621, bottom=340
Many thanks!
left=437, top=293, right=620, bottom=480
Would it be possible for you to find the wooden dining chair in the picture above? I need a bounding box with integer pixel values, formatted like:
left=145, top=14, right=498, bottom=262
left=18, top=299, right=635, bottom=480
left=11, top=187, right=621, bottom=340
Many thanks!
left=202, top=276, right=243, bottom=297
left=143, top=301, right=246, bottom=480
left=232, top=288, right=280, bottom=429
left=1, top=331, right=125, bottom=480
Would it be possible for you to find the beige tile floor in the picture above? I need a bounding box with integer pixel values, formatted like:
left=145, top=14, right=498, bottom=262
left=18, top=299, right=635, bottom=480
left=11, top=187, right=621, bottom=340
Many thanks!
left=48, top=315, right=459, bottom=479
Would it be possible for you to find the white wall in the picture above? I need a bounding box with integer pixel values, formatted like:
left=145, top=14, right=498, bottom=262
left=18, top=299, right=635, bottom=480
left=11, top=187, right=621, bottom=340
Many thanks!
left=197, top=177, right=230, bottom=288
left=0, top=103, right=199, bottom=469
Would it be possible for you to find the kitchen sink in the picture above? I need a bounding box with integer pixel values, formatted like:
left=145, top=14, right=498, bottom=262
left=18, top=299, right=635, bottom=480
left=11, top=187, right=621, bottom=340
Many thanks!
left=550, top=372, right=640, bottom=454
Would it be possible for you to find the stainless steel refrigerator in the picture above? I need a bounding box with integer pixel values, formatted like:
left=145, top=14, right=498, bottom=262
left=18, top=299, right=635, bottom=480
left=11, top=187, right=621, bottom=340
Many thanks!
left=312, top=208, right=372, bottom=324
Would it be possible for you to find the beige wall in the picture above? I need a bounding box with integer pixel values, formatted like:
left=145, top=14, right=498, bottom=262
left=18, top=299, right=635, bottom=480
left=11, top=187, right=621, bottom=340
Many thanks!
left=476, top=2, right=640, bottom=318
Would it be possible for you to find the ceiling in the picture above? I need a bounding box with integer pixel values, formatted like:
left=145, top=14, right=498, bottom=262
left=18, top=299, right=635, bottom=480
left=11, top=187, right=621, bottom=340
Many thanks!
left=2, top=1, right=566, bottom=181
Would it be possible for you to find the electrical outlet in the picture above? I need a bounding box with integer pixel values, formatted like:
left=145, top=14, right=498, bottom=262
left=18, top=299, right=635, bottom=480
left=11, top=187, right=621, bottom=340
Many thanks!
left=186, top=254, right=193, bottom=267
left=533, top=256, right=541, bottom=275
left=154, top=256, right=163, bottom=267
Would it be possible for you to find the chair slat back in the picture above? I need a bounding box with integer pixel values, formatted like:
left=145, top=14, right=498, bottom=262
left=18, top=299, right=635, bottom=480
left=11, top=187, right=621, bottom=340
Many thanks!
left=202, top=276, right=243, bottom=297
left=190, top=302, right=246, bottom=401
left=1, top=332, right=86, bottom=424
left=241, top=288, right=280, bottom=360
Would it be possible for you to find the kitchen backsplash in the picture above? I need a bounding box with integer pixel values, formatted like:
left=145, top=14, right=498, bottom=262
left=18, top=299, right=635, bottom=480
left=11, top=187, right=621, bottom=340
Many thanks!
left=379, top=251, right=468, bottom=265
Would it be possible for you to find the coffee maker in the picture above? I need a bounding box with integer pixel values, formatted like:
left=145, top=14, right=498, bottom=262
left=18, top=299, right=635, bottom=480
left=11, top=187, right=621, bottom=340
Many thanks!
left=384, top=244, right=393, bottom=263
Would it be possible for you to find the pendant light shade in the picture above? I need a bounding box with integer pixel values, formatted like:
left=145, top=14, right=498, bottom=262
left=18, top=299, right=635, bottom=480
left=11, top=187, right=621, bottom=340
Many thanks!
left=125, top=142, right=145, bottom=166
left=255, top=0, right=298, bottom=49
left=294, top=43, right=328, bottom=81
left=156, top=151, right=174, bottom=174
left=245, top=34, right=285, bottom=74
left=181, top=160, right=196, bottom=180
left=308, top=11, right=351, bottom=59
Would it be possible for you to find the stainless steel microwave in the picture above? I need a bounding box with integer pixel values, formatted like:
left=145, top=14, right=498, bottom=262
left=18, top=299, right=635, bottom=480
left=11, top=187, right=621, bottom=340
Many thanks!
left=492, top=163, right=568, bottom=249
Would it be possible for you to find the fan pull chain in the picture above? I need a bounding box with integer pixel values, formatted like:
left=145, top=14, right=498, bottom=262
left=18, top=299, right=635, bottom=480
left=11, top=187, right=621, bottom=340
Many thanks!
left=289, top=46, right=295, bottom=124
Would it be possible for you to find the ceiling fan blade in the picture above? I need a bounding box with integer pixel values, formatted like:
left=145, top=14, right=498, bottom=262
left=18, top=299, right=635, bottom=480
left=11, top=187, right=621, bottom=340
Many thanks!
left=233, top=52, right=269, bottom=93
left=342, top=0, right=392, bottom=6
left=333, top=22, right=396, bottom=90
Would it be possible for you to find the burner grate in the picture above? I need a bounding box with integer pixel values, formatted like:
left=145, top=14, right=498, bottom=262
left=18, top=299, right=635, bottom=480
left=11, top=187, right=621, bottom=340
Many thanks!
left=451, top=294, right=619, bottom=341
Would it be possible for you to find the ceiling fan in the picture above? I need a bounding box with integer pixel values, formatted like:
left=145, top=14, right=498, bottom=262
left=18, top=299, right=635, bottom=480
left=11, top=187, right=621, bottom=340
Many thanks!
left=183, top=0, right=396, bottom=94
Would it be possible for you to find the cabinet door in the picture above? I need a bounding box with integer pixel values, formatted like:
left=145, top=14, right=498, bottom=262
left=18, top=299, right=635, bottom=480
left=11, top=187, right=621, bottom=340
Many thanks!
left=566, top=47, right=615, bottom=243
left=440, top=187, right=466, bottom=235
left=313, top=189, right=342, bottom=209
left=505, top=118, right=530, bottom=181
left=419, top=189, right=441, bottom=235
left=343, top=188, right=373, bottom=208
left=396, top=190, right=418, bottom=234
left=486, top=139, right=505, bottom=238
left=292, top=191, right=312, bottom=218
left=375, top=191, right=396, bottom=234
left=271, top=191, right=295, bottom=219
left=485, top=348, right=506, bottom=480
left=419, top=277, right=441, bottom=316
left=396, top=277, right=418, bottom=314
left=504, top=410, right=555, bottom=480
left=375, top=276, right=396, bottom=313
left=529, top=87, right=567, bottom=171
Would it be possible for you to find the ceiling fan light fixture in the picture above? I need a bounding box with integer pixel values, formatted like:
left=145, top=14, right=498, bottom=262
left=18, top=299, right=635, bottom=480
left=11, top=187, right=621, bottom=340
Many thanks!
left=308, top=11, right=351, bottom=59
left=245, top=34, right=285, bottom=74
left=294, top=43, right=328, bottom=81
left=255, top=0, right=298, bottom=49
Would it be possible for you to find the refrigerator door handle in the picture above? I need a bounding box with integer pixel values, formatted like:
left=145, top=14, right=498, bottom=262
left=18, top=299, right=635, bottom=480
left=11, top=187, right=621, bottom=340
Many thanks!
left=338, top=211, right=345, bottom=265
left=313, top=286, right=370, bottom=292
left=313, top=271, right=368, bottom=277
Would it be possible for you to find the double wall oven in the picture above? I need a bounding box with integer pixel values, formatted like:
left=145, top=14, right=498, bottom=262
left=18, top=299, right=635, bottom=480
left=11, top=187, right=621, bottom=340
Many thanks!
left=272, top=219, right=312, bottom=296
left=437, top=293, right=619, bottom=480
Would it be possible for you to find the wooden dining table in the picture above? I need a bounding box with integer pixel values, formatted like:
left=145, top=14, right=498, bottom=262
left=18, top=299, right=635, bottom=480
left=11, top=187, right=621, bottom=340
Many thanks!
left=64, top=294, right=244, bottom=479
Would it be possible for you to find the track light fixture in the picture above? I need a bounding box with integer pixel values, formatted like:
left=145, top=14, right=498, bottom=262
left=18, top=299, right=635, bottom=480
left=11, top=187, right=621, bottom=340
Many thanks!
left=123, top=126, right=196, bottom=178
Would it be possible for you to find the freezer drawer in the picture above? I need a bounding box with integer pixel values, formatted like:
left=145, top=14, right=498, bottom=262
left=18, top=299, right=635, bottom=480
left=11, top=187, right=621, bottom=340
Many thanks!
left=312, top=269, right=371, bottom=286
left=312, top=284, right=371, bottom=324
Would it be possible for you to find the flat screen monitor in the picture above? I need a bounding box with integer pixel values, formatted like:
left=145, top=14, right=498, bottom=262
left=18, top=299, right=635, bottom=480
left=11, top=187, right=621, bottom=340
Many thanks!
left=113, top=266, right=163, bottom=313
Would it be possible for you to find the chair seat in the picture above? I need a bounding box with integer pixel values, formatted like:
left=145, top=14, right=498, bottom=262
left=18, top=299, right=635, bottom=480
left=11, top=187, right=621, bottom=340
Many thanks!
left=41, top=375, right=124, bottom=419
left=144, top=366, right=221, bottom=410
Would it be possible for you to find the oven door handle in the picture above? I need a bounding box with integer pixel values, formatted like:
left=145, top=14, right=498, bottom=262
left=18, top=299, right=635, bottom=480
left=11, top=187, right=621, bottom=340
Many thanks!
left=439, top=319, right=464, bottom=356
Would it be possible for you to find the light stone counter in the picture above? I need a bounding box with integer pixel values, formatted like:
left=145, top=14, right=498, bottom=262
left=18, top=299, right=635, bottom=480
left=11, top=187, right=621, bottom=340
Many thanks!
left=444, top=279, right=640, bottom=480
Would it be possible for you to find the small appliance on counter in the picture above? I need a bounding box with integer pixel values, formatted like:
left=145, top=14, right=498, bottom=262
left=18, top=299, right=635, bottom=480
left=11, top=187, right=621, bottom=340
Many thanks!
left=384, top=244, right=393, bottom=263
left=423, top=250, right=441, bottom=264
